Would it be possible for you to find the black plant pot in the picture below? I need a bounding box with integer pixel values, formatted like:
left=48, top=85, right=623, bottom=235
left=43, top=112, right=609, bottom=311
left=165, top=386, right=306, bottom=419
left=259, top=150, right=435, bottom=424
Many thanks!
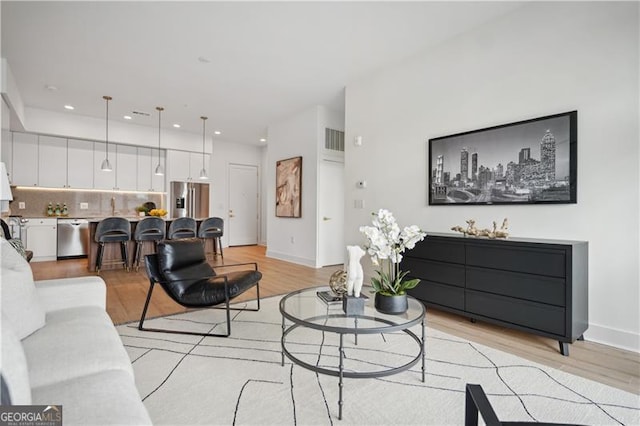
left=374, top=293, right=408, bottom=314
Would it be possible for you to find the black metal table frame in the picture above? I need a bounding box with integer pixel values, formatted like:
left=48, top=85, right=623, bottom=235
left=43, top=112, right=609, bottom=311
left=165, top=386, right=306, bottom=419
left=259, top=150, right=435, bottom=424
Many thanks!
left=279, top=288, right=426, bottom=420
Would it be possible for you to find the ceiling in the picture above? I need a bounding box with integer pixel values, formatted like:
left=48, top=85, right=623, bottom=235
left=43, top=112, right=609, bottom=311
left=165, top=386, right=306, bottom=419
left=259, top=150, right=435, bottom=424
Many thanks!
left=1, top=1, right=524, bottom=145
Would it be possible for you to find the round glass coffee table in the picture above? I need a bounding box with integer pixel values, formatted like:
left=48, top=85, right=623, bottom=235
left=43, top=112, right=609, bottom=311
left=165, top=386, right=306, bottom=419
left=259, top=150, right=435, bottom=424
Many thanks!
left=279, top=286, right=426, bottom=420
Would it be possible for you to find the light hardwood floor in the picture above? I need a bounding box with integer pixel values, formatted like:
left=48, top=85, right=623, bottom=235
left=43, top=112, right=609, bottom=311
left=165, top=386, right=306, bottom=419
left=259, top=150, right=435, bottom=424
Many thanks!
left=30, top=245, right=639, bottom=395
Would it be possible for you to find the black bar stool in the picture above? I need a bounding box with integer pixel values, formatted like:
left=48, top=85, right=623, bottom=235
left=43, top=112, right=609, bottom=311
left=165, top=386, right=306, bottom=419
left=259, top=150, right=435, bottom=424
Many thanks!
left=167, top=217, right=197, bottom=239
left=198, top=217, right=224, bottom=261
left=95, top=217, right=131, bottom=274
left=133, top=217, right=165, bottom=271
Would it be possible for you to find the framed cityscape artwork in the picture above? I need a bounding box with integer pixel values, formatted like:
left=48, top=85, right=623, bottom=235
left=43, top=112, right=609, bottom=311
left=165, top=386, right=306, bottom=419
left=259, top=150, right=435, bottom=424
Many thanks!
left=276, top=156, right=302, bottom=217
left=428, top=111, right=577, bottom=205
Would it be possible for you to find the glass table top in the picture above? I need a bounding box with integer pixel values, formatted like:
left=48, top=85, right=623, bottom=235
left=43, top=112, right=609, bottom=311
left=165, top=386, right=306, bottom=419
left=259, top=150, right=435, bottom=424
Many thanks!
left=279, top=286, right=425, bottom=334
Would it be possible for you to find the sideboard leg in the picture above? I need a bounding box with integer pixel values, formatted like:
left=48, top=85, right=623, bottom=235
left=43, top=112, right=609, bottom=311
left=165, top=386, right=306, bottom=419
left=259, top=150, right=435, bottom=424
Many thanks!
left=559, top=341, right=569, bottom=356
left=577, top=335, right=585, bottom=341
left=470, top=318, right=476, bottom=324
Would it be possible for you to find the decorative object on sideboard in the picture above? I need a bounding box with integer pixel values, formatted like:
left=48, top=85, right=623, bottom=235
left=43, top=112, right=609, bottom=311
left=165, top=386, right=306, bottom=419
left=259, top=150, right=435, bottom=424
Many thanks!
left=328, top=270, right=347, bottom=296
left=199, top=116, right=208, bottom=180
left=360, top=209, right=426, bottom=314
left=450, top=218, right=509, bottom=239
left=154, top=106, right=165, bottom=176
left=428, top=110, right=577, bottom=206
left=100, top=95, right=113, bottom=172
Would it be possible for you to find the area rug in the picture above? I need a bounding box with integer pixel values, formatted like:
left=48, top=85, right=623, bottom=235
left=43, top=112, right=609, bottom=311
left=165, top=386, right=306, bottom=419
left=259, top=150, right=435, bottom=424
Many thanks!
left=117, top=296, right=640, bottom=425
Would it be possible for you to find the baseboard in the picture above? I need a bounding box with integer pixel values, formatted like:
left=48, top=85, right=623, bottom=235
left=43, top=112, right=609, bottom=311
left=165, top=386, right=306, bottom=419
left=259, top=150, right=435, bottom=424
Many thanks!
left=585, top=323, right=640, bottom=353
left=266, top=249, right=316, bottom=268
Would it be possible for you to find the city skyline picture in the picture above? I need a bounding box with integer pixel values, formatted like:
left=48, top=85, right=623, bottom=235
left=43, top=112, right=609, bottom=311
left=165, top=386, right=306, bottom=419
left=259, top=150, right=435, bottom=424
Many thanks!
left=428, top=111, right=577, bottom=205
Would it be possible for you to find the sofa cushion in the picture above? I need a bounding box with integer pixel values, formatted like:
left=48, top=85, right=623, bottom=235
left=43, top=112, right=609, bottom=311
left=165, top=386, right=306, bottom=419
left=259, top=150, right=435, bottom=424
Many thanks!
left=31, top=370, right=152, bottom=425
left=22, top=306, right=134, bottom=388
left=0, top=315, right=32, bottom=404
left=0, top=239, right=45, bottom=339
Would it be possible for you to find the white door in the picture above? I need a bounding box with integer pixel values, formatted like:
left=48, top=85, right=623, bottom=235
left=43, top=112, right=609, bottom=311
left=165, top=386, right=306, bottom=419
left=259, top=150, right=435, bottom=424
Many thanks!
left=318, top=159, right=345, bottom=266
left=228, top=164, right=258, bottom=246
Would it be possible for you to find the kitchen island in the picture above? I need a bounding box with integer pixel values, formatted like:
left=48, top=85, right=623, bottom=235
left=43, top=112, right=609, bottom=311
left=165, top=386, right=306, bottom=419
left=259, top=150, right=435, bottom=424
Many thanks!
left=87, top=217, right=209, bottom=272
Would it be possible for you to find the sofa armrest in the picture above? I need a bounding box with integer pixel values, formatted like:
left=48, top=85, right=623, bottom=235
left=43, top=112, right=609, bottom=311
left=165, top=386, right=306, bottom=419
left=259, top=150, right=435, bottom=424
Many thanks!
left=34, top=277, right=107, bottom=312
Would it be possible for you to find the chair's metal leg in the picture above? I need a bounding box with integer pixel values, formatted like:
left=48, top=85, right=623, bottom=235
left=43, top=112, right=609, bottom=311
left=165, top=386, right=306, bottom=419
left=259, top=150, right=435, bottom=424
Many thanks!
left=218, top=237, right=224, bottom=260
left=134, top=241, right=141, bottom=272
left=121, top=241, right=129, bottom=271
left=96, top=242, right=104, bottom=274
left=138, top=281, right=156, bottom=330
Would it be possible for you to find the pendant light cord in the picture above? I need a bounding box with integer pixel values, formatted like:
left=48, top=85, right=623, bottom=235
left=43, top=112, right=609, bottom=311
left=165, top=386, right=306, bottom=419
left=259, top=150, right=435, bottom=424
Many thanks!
left=103, top=95, right=112, bottom=159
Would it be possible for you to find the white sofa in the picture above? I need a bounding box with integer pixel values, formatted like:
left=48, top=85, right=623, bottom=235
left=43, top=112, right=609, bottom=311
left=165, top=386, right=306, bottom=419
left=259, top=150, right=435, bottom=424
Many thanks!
left=0, top=238, right=151, bottom=425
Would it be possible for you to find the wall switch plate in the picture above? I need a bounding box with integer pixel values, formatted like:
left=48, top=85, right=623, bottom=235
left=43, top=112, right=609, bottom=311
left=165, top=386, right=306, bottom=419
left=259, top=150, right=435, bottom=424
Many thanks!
left=354, top=199, right=364, bottom=209
left=80, top=202, right=89, bottom=209
left=18, top=202, right=25, bottom=209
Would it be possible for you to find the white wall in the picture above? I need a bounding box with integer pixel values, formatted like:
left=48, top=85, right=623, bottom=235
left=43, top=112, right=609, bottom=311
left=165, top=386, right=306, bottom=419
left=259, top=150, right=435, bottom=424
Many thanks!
left=210, top=139, right=262, bottom=247
left=266, top=106, right=320, bottom=267
left=344, top=2, right=639, bottom=351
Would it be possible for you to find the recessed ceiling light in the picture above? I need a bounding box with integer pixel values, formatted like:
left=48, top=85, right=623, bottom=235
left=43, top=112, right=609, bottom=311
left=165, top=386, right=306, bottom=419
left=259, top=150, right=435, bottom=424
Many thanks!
left=173, top=124, right=181, bottom=128
left=259, top=138, right=267, bottom=142
left=198, top=56, right=211, bottom=63
left=64, top=105, right=74, bottom=110
left=123, top=115, right=132, bottom=120
left=46, top=85, right=58, bottom=91
left=214, top=131, right=221, bottom=135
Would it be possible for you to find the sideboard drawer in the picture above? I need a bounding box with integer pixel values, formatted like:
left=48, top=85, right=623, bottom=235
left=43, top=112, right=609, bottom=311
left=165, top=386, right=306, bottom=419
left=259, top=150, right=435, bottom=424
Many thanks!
left=466, top=244, right=566, bottom=278
left=466, top=266, right=565, bottom=306
left=409, top=281, right=464, bottom=311
left=466, top=290, right=565, bottom=336
left=404, top=258, right=465, bottom=287
left=409, top=237, right=465, bottom=264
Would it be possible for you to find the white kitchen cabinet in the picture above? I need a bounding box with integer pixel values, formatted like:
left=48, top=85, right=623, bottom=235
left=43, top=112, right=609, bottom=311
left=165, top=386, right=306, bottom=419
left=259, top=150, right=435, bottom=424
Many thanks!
left=12, top=132, right=39, bottom=186
left=1, top=130, right=13, bottom=182
left=38, top=135, right=67, bottom=188
left=93, top=141, right=117, bottom=190
left=167, top=149, right=209, bottom=182
left=137, top=147, right=152, bottom=192
left=115, top=144, right=137, bottom=190
left=67, top=139, right=95, bottom=189
left=137, top=147, right=165, bottom=192
left=23, top=218, right=57, bottom=261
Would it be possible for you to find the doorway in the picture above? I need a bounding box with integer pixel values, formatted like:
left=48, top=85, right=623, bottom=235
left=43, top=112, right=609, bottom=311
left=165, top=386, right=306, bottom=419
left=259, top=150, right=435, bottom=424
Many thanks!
left=318, top=159, right=345, bottom=266
left=228, top=164, right=259, bottom=246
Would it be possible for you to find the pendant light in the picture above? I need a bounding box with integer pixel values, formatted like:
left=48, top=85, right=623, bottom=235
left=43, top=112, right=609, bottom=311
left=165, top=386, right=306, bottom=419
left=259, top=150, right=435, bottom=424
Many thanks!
left=100, top=95, right=113, bottom=172
left=199, top=116, right=208, bottom=179
left=154, top=106, right=165, bottom=176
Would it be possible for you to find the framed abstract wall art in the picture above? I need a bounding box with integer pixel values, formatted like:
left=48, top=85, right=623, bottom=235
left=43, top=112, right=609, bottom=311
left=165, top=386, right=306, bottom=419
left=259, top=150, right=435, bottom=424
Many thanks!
left=276, top=156, right=302, bottom=217
left=428, top=111, right=577, bottom=205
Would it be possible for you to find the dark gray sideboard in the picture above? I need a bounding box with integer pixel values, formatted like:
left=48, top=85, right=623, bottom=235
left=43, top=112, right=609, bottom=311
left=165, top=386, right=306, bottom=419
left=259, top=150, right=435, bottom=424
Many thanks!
left=403, top=233, right=588, bottom=356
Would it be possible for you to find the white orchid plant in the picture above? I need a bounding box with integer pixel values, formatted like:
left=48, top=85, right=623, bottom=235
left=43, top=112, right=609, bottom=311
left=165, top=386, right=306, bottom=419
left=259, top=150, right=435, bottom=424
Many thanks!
left=359, top=209, right=427, bottom=296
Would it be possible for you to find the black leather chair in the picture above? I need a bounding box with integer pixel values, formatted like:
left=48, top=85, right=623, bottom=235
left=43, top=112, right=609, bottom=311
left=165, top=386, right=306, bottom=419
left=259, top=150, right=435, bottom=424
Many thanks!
left=465, top=384, right=579, bottom=426
left=139, top=238, right=261, bottom=337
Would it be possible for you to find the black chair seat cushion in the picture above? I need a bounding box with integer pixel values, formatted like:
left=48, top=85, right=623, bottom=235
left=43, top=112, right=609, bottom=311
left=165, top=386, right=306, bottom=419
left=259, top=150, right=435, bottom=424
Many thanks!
left=168, top=270, right=262, bottom=307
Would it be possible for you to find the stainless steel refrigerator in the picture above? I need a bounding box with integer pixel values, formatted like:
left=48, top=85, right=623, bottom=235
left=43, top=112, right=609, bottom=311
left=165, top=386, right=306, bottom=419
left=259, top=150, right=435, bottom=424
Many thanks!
left=170, top=181, right=210, bottom=218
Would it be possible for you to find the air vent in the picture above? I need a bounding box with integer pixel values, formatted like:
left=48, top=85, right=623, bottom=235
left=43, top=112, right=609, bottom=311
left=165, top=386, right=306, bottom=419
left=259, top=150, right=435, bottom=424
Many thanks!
left=325, top=128, right=344, bottom=152
left=132, top=110, right=151, bottom=117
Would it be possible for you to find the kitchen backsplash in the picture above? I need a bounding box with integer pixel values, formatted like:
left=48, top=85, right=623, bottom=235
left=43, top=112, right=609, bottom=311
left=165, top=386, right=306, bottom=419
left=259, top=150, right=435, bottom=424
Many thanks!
left=7, top=187, right=165, bottom=218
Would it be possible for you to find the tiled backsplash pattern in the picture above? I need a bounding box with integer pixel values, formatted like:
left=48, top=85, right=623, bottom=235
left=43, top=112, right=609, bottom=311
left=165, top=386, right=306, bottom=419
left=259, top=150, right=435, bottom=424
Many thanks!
left=8, top=188, right=165, bottom=218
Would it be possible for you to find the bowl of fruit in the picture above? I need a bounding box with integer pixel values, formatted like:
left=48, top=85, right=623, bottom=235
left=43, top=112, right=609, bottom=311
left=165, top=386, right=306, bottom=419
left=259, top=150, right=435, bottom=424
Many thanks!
left=148, top=208, right=168, bottom=218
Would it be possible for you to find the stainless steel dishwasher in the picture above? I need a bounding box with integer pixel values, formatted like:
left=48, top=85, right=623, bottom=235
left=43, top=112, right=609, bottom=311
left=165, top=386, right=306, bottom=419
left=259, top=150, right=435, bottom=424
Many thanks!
left=57, top=218, right=89, bottom=258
